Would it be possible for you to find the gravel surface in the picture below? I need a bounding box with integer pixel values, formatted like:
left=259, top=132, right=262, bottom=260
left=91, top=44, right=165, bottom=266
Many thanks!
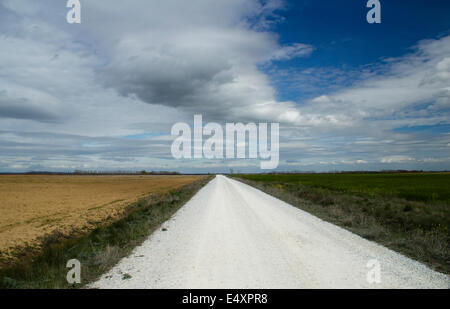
left=91, top=175, right=449, bottom=289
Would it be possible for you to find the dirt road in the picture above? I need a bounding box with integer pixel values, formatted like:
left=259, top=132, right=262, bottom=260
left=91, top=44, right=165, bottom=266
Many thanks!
left=91, top=175, right=448, bottom=288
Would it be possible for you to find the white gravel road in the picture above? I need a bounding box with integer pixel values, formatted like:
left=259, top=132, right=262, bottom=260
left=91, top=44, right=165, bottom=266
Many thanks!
left=91, top=175, right=449, bottom=289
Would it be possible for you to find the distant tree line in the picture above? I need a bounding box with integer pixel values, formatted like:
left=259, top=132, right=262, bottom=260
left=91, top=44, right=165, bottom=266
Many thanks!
left=230, top=170, right=448, bottom=175
left=72, top=170, right=180, bottom=175
left=19, top=170, right=181, bottom=175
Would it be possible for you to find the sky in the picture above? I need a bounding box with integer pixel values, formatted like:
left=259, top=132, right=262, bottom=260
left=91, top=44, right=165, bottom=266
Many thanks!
left=0, top=0, right=449, bottom=173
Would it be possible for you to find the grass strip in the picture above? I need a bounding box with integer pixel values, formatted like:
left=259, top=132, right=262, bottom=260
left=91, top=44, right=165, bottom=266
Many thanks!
left=0, top=176, right=213, bottom=289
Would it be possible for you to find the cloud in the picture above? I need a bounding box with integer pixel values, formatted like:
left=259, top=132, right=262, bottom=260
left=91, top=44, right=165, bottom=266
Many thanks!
left=0, top=90, right=61, bottom=122
left=270, top=43, right=315, bottom=60
left=380, top=156, right=415, bottom=163
left=304, top=36, right=450, bottom=130
left=73, top=0, right=313, bottom=123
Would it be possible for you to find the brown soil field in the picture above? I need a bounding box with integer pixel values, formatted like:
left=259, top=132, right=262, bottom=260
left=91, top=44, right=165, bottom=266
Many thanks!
left=0, top=175, right=202, bottom=263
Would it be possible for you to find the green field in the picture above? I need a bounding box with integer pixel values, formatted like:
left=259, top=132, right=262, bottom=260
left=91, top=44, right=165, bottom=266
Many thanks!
left=239, top=172, right=450, bottom=203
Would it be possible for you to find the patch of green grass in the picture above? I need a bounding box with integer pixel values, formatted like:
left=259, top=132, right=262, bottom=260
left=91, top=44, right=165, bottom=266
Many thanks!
left=122, top=273, right=132, bottom=280
left=234, top=174, right=449, bottom=274
left=0, top=176, right=212, bottom=289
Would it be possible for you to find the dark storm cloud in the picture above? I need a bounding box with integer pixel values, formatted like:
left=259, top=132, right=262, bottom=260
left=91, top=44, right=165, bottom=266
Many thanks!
left=0, top=94, right=61, bottom=123
left=0, top=130, right=172, bottom=157
left=103, top=51, right=233, bottom=108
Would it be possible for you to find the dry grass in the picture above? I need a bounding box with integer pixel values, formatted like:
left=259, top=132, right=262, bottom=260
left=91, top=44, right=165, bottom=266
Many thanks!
left=0, top=175, right=202, bottom=264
